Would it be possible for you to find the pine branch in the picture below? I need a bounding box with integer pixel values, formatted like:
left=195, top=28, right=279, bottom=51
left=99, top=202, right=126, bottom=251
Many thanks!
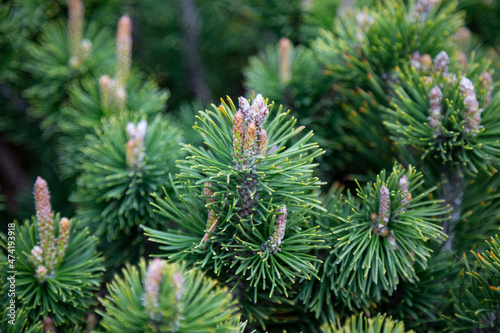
left=305, top=164, right=449, bottom=312
left=177, top=0, right=212, bottom=103
left=440, top=167, right=465, bottom=252
left=1, top=178, right=104, bottom=326
left=98, top=259, right=241, bottom=332
left=144, top=94, right=327, bottom=327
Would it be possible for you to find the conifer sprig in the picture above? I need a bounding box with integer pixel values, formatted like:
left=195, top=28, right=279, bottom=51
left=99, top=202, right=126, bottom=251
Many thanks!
left=57, top=10, right=170, bottom=178
left=29, top=178, right=71, bottom=282
left=24, top=1, right=114, bottom=136
left=313, top=0, right=462, bottom=92
left=144, top=94, right=327, bottom=324
left=244, top=39, right=328, bottom=117
left=71, top=112, right=182, bottom=241
left=384, top=53, right=500, bottom=176
left=302, top=0, right=465, bottom=176
left=98, top=258, right=241, bottom=332
left=1, top=178, right=103, bottom=326
left=58, top=69, right=169, bottom=178
left=321, top=313, right=413, bottom=333
left=326, top=165, right=448, bottom=309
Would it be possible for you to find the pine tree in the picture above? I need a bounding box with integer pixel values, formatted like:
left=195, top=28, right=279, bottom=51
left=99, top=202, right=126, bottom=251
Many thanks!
left=0, top=177, right=103, bottom=329
left=2, top=0, right=500, bottom=331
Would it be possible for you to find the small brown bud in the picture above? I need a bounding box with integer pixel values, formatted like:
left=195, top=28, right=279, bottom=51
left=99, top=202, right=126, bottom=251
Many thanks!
left=116, top=15, right=132, bottom=87
left=433, top=51, right=449, bottom=74
left=420, top=54, right=432, bottom=73
left=279, top=38, right=292, bottom=84
left=55, top=217, right=70, bottom=265
left=125, top=120, right=147, bottom=169
left=428, top=86, right=443, bottom=131
left=264, top=205, right=287, bottom=253
left=43, top=317, right=56, bottom=333
left=232, top=110, right=245, bottom=167
left=238, top=97, right=250, bottom=118
left=68, top=0, right=84, bottom=59
left=35, top=177, right=52, bottom=228
left=395, top=175, right=411, bottom=216
left=378, top=185, right=391, bottom=226
left=99, top=74, right=113, bottom=111
left=252, top=94, right=269, bottom=128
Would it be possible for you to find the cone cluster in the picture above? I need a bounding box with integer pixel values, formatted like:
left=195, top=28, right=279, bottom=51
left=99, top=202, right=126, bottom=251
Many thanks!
left=428, top=85, right=443, bottom=132
left=143, top=258, right=165, bottom=320
left=232, top=94, right=269, bottom=170
left=30, top=177, right=71, bottom=283
left=412, top=50, right=489, bottom=137
left=372, top=175, right=411, bottom=243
